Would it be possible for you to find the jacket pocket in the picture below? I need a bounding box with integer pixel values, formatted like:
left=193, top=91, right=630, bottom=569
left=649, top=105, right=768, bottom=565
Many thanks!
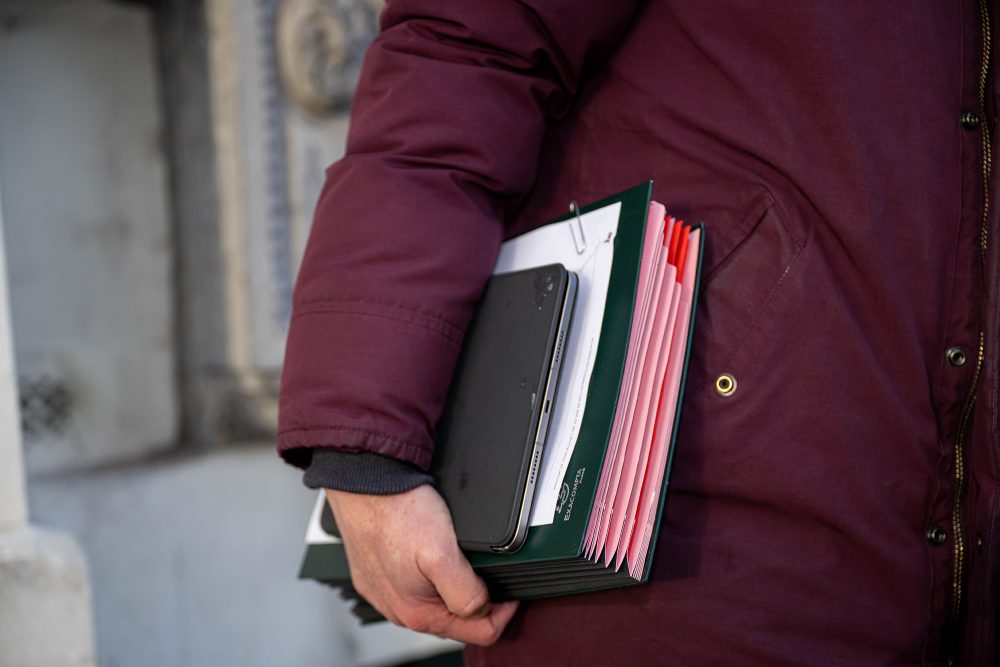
left=687, top=190, right=807, bottom=393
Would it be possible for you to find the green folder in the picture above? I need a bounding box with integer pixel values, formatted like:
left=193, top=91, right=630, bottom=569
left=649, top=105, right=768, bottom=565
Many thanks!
left=298, top=183, right=705, bottom=619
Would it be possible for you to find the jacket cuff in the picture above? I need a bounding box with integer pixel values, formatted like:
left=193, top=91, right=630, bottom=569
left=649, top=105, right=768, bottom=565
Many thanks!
left=277, top=303, right=465, bottom=471
left=303, top=449, right=433, bottom=494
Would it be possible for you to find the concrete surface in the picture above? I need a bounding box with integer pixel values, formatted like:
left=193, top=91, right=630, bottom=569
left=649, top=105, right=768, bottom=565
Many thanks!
left=0, top=526, right=97, bottom=667
left=28, top=443, right=459, bottom=667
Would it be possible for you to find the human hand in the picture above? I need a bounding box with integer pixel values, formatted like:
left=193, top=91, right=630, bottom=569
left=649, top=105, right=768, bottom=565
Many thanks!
left=325, top=485, right=519, bottom=645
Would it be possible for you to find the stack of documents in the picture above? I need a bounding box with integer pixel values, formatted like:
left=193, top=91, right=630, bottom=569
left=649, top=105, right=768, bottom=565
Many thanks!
left=299, top=183, right=704, bottom=611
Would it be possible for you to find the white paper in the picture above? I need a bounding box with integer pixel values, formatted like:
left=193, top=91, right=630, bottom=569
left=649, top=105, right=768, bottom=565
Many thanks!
left=305, top=491, right=340, bottom=545
left=493, top=202, right=622, bottom=526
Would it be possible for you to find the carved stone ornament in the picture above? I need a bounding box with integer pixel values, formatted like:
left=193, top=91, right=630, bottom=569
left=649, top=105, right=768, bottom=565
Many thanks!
left=276, top=0, right=381, bottom=116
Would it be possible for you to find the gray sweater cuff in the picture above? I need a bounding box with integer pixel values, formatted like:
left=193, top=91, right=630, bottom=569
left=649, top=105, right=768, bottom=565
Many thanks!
left=302, top=449, right=434, bottom=495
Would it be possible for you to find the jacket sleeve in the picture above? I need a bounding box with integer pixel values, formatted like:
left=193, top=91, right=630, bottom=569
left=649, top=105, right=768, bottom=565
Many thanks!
left=277, top=0, right=643, bottom=471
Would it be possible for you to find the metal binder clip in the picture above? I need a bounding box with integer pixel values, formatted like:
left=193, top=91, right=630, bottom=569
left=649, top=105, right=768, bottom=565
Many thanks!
left=568, top=200, right=587, bottom=255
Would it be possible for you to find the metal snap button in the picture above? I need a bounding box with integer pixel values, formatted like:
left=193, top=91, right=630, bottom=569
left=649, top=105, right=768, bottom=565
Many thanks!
left=715, top=373, right=737, bottom=397
left=961, top=110, right=980, bottom=130
left=926, top=526, right=947, bottom=546
left=946, top=346, right=967, bottom=367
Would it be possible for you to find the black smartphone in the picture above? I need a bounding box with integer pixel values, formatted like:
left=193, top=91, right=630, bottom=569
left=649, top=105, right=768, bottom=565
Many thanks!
left=431, top=264, right=577, bottom=553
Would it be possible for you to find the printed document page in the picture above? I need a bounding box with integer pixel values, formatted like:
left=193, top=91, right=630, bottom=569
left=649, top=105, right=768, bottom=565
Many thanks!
left=493, top=201, right=622, bottom=526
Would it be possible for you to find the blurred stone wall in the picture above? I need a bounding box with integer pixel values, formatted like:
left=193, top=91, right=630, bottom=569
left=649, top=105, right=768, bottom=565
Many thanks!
left=163, top=0, right=371, bottom=447
left=0, top=0, right=177, bottom=472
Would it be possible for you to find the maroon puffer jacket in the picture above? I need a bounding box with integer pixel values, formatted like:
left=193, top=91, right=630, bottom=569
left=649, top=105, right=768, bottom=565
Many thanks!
left=279, top=2, right=1000, bottom=664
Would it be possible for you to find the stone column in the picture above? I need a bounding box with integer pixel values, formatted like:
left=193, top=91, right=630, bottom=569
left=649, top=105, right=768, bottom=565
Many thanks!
left=0, top=179, right=97, bottom=666
left=0, top=192, right=25, bottom=532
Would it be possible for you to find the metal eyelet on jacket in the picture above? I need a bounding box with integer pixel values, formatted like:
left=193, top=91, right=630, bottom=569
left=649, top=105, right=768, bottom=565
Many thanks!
left=715, top=373, right=737, bottom=397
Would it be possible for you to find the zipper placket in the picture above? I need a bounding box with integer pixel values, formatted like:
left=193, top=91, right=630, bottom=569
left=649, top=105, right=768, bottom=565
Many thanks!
left=978, top=0, right=993, bottom=264
left=951, top=0, right=993, bottom=629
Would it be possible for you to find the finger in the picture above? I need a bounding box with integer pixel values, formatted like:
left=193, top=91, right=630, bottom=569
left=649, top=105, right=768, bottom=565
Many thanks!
left=438, top=600, right=520, bottom=646
left=419, top=544, right=492, bottom=619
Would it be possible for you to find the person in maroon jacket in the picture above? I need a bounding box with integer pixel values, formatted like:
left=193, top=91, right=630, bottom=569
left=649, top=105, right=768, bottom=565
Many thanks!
left=279, top=2, right=1000, bottom=664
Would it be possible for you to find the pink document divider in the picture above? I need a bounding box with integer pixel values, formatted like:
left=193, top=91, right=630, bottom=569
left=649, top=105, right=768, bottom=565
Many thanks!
left=613, top=279, right=682, bottom=570
left=600, top=254, right=675, bottom=566
left=627, top=228, right=701, bottom=577
left=586, top=240, right=662, bottom=556
left=584, top=204, right=668, bottom=556
left=590, top=216, right=667, bottom=564
left=606, top=223, right=687, bottom=567
left=585, top=206, right=664, bottom=554
left=586, top=206, right=665, bottom=554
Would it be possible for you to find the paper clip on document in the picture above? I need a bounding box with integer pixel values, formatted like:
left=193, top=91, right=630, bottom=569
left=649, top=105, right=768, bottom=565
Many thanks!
left=569, top=200, right=588, bottom=255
